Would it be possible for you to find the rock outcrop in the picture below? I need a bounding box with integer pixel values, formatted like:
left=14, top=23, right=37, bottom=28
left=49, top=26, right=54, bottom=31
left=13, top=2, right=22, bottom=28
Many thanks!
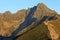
left=44, top=21, right=59, bottom=40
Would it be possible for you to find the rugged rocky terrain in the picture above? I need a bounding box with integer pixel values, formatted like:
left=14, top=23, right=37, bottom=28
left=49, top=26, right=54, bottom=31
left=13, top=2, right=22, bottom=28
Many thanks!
left=0, top=3, right=60, bottom=40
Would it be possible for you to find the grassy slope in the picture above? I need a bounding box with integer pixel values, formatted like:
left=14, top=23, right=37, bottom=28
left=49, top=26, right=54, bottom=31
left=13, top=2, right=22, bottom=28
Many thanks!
left=16, top=23, right=51, bottom=40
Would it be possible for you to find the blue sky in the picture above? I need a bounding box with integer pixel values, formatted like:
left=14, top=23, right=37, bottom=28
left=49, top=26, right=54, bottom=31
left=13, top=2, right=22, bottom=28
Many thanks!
left=0, top=0, right=60, bottom=14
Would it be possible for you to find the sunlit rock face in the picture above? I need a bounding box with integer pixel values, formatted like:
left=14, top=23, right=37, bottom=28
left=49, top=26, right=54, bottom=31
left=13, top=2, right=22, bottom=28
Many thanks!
left=0, top=10, right=27, bottom=36
left=44, top=21, right=59, bottom=40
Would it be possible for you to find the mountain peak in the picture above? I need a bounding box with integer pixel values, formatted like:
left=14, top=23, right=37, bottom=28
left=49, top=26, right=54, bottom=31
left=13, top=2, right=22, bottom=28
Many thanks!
left=37, top=3, right=45, bottom=6
left=37, top=3, right=47, bottom=8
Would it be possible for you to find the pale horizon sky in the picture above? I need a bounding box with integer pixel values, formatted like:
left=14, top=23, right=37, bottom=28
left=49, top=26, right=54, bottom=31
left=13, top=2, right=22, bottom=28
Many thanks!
left=0, top=0, right=60, bottom=14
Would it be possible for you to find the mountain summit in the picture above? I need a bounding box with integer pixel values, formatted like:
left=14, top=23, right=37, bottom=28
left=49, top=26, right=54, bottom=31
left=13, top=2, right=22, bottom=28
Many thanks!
left=0, top=3, right=60, bottom=40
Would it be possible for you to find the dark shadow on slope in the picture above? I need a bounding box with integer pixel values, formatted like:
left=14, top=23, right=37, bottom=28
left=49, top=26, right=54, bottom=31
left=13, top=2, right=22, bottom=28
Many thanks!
left=39, top=16, right=49, bottom=24
left=10, top=6, right=37, bottom=38
left=48, top=15, right=57, bottom=20
left=39, top=15, right=57, bottom=24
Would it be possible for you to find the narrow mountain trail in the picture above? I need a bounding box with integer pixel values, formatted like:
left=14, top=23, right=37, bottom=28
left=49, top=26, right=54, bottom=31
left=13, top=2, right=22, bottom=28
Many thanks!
left=44, top=21, right=59, bottom=40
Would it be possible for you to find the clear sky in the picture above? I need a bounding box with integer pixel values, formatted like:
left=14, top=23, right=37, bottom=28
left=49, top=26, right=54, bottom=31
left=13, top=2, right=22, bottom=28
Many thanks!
left=0, top=0, right=60, bottom=14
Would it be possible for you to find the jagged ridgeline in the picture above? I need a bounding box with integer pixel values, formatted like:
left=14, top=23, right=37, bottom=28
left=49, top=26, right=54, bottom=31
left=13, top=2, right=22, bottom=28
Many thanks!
left=0, top=3, right=60, bottom=40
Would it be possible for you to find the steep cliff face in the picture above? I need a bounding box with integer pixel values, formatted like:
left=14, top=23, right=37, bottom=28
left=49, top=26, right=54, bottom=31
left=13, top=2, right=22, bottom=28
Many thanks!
left=0, top=3, right=60, bottom=40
